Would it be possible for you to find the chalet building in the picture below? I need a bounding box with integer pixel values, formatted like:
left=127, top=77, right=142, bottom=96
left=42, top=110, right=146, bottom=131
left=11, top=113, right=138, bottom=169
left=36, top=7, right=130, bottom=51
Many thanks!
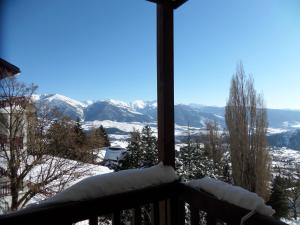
left=0, top=1, right=287, bottom=225
left=103, top=146, right=127, bottom=168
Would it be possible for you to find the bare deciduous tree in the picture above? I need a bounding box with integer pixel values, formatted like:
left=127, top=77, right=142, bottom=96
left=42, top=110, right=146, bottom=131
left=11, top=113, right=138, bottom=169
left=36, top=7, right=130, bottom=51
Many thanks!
left=202, top=120, right=231, bottom=183
left=225, top=62, right=271, bottom=200
left=204, top=121, right=224, bottom=164
left=0, top=77, right=89, bottom=213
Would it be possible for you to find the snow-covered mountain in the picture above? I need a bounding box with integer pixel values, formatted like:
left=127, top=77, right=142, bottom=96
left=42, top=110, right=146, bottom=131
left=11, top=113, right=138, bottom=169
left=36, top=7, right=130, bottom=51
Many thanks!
left=84, top=100, right=152, bottom=122
left=267, top=129, right=300, bottom=150
left=34, top=94, right=300, bottom=137
left=35, top=94, right=86, bottom=120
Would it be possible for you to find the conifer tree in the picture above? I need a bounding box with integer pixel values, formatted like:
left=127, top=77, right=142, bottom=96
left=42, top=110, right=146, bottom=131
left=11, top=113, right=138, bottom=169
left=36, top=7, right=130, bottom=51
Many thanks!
left=47, top=117, right=75, bottom=158
left=286, top=172, right=300, bottom=220
left=178, top=128, right=215, bottom=180
left=71, top=118, right=90, bottom=161
left=98, top=125, right=110, bottom=147
left=140, top=125, right=158, bottom=167
left=178, top=129, right=195, bottom=179
left=268, top=176, right=289, bottom=219
left=121, top=126, right=158, bottom=170
left=73, top=118, right=86, bottom=147
left=88, top=125, right=110, bottom=149
left=121, top=128, right=142, bottom=169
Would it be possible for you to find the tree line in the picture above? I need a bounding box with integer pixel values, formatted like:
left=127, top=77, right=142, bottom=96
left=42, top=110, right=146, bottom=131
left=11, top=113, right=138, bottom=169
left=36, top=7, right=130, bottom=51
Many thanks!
left=45, top=117, right=110, bottom=163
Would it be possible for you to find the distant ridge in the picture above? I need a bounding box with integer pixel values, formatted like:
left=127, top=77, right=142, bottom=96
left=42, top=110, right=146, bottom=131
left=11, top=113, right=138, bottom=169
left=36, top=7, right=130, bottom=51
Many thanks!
left=34, top=94, right=300, bottom=130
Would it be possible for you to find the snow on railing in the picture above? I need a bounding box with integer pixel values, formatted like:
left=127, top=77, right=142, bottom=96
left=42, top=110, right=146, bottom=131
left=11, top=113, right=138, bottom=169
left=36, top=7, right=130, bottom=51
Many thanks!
left=188, top=177, right=275, bottom=217
left=0, top=166, right=287, bottom=225
left=31, top=162, right=178, bottom=207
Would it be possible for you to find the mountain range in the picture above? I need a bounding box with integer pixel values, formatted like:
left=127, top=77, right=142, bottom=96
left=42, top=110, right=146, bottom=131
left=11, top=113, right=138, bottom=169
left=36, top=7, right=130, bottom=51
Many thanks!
left=34, top=94, right=300, bottom=128
left=34, top=94, right=300, bottom=149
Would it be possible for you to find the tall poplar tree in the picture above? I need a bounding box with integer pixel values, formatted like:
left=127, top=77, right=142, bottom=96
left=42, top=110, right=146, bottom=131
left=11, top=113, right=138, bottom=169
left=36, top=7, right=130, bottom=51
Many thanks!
left=225, top=62, right=271, bottom=199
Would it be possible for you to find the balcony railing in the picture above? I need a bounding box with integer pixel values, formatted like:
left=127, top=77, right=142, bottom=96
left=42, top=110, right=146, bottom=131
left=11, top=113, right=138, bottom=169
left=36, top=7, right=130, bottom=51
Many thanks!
left=0, top=180, right=287, bottom=225
left=0, top=182, right=10, bottom=197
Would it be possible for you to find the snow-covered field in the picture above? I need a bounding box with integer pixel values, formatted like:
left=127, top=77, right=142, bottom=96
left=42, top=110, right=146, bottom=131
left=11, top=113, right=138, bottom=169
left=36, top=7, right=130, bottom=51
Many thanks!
left=271, top=148, right=300, bottom=169
left=83, top=120, right=153, bottom=133
left=83, top=120, right=204, bottom=140
left=271, top=148, right=300, bottom=166
left=268, top=127, right=288, bottom=135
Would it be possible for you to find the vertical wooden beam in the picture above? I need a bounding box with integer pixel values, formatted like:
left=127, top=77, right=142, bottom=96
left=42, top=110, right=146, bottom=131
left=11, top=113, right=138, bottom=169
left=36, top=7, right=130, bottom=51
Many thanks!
left=157, top=0, right=175, bottom=168
left=157, top=2, right=175, bottom=225
left=89, top=216, right=98, bottom=225
left=112, top=211, right=120, bottom=225
left=154, top=1, right=186, bottom=225
left=206, top=215, right=217, bottom=225
left=151, top=202, right=160, bottom=225
left=133, top=207, right=141, bottom=225
left=170, top=197, right=185, bottom=225
left=190, top=207, right=200, bottom=225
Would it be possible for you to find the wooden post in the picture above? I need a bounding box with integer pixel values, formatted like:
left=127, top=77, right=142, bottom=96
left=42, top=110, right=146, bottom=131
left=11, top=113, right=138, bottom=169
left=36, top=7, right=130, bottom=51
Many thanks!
left=147, top=1, right=187, bottom=224
left=156, top=1, right=175, bottom=168
left=152, top=1, right=187, bottom=225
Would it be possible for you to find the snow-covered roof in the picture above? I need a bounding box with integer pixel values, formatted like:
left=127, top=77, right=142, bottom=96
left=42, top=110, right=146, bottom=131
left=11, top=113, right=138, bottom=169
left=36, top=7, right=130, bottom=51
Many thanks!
left=104, top=147, right=127, bottom=161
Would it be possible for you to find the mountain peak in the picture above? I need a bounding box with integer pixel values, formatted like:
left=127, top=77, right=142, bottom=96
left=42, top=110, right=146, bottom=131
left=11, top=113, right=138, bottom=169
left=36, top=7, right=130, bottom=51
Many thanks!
left=106, top=99, right=130, bottom=109
left=131, top=100, right=146, bottom=109
left=39, top=94, right=87, bottom=108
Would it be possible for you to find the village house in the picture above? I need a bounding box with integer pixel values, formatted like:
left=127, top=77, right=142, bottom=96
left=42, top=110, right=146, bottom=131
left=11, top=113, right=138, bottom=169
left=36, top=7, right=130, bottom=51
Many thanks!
left=103, top=146, right=127, bottom=168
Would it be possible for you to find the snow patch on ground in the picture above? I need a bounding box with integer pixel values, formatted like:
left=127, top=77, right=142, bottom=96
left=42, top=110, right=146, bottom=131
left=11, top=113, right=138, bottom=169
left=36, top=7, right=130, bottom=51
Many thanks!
left=109, top=134, right=129, bottom=140
left=83, top=120, right=147, bottom=133
left=110, top=140, right=128, bottom=149
left=174, top=124, right=202, bottom=136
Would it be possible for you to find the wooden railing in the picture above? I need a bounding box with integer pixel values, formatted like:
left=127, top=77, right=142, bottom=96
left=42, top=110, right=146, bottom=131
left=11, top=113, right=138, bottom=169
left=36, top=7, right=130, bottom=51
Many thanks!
left=0, top=182, right=287, bottom=225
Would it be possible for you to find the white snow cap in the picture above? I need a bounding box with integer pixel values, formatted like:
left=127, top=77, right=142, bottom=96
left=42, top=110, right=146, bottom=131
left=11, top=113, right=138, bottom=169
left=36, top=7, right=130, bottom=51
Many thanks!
left=37, top=163, right=178, bottom=206
left=188, top=177, right=275, bottom=217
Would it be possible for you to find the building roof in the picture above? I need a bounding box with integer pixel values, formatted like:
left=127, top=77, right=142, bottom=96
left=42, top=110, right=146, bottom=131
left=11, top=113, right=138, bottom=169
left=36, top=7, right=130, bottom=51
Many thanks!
left=104, top=147, right=127, bottom=161
left=0, top=58, right=21, bottom=78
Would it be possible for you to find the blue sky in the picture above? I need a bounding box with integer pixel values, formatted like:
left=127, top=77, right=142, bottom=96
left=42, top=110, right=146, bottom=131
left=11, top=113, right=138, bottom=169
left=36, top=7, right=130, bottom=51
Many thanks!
left=2, top=0, right=300, bottom=109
